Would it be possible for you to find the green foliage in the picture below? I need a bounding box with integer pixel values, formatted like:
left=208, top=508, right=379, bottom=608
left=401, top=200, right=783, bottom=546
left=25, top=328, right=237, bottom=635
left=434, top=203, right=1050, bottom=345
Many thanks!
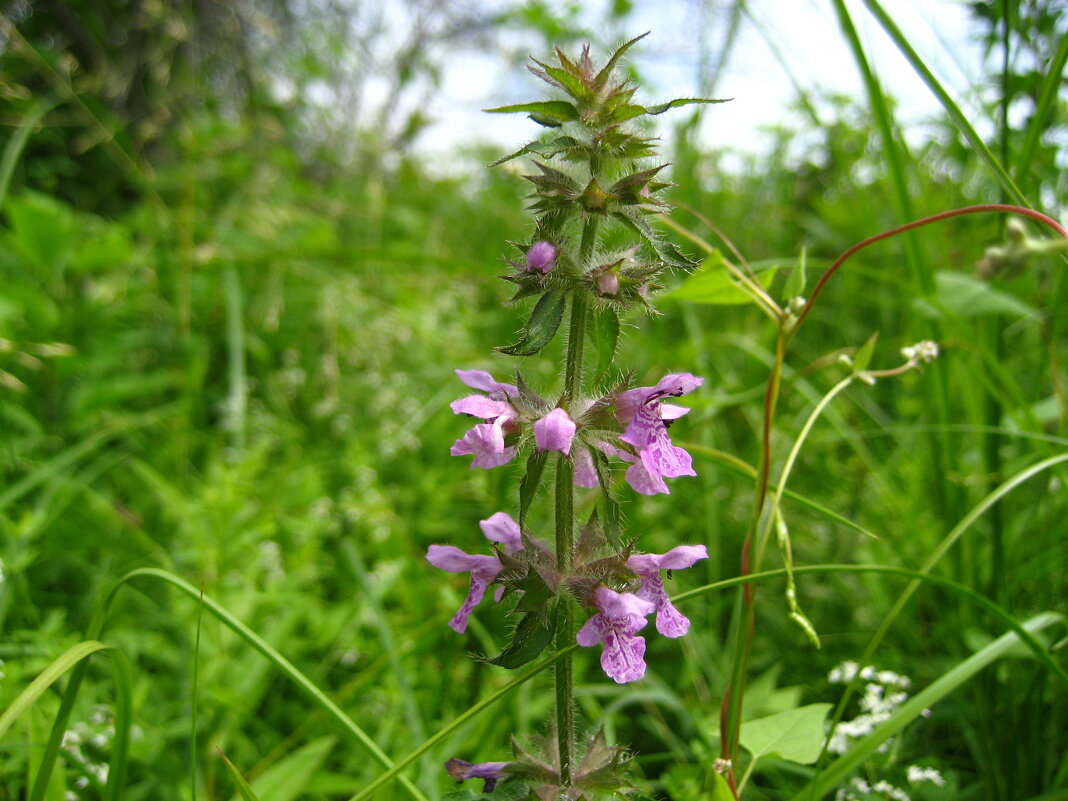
left=0, top=3, right=1065, bottom=800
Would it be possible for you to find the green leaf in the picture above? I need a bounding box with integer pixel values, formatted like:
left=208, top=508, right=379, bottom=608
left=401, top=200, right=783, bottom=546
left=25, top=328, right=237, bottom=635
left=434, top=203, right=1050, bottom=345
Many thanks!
left=482, top=611, right=556, bottom=669
left=592, top=448, right=622, bottom=550
left=784, top=247, right=807, bottom=298
left=664, top=252, right=778, bottom=304
left=643, top=97, right=731, bottom=115
left=498, top=291, right=567, bottom=356
left=594, top=32, right=650, bottom=91
left=913, top=271, right=1041, bottom=320
left=484, top=101, right=580, bottom=125
left=490, top=136, right=580, bottom=167
left=852, top=331, right=878, bottom=373
left=588, top=308, right=620, bottom=383
left=220, top=751, right=263, bottom=801
left=236, top=736, right=336, bottom=801
left=519, top=450, right=548, bottom=526
left=529, top=59, right=591, bottom=102
left=739, top=703, right=832, bottom=765
left=705, top=770, right=735, bottom=801
left=612, top=208, right=699, bottom=271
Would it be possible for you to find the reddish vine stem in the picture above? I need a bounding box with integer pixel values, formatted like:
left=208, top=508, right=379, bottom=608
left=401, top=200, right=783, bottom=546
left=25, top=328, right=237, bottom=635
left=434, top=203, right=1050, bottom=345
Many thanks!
left=721, top=202, right=1066, bottom=797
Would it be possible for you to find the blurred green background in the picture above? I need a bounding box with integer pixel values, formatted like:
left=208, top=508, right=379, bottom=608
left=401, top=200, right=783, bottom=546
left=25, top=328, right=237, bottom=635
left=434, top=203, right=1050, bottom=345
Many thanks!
left=0, top=1, right=1065, bottom=799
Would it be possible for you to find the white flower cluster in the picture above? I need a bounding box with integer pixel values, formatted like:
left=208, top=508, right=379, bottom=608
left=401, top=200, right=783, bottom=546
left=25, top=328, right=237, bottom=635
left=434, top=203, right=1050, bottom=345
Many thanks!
left=906, top=765, right=946, bottom=786
left=901, top=341, right=939, bottom=365
left=835, top=777, right=911, bottom=801
left=826, top=662, right=915, bottom=755
left=61, top=706, right=115, bottom=798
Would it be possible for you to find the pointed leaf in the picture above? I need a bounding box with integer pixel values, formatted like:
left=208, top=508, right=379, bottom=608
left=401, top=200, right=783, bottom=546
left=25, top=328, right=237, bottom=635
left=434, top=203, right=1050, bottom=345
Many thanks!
left=784, top=247, right=807, bottom=298
left=739, top=703, right=831, bottom=765
left=588, top=307, right=620, bottom=383
left=644, top=97, right=731, bottom=115
left=612, top=209, right=699, bottom=271
left=592, top=448, right=622, bottom=550
left=529, top=59, right=591, bottom=102
left=484, top=101, right=579, bottom=124
left=915, top=271, right=1041, bottom=320
left=483, top=611, right=556, bottom=669
left=519, top=450, right=548, bottom=526
left=594, top=32, right=650, bottom=91
left=498, top=291, right=567, bottom=356
left=852, top=331, right=879, bottom=373
left=219, top=751, right=263, bottom=801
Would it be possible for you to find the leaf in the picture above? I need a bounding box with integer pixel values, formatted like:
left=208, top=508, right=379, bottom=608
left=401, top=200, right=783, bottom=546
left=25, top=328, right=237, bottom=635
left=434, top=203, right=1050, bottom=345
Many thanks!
left=490, top=136, right=580, bottom=167
left=705, top=770, right=735, bottom=801
left=588, top=307, right=620, bottom=383
left=498, top=291, right=567, bottom=356
left=664, top=252, right=778, bottom=304
left=739, top=703, right=832, bottom=765
left=236, top=736, right=336, bottom=801
left=784, top=246, right=807, bottom=298
left=529, top=59, right=591, bottom=102
left=643, top=97, right=731, bottom=115
left=852, top=331, right=879, bottom=373
left=482, top=611, right=556, bottom=669
left=219, top=751, right=263, bottom=801
left=912, top=271, right=1041, bottom=320
left=484, top=101, right=580, bottom=126
left=519, top=450, right=548, bottom=526
left=594, top=32, right=650, bottom=91
left=611, top=208, right=699, bottom=271
left=592, top=448, right=622, bottom=550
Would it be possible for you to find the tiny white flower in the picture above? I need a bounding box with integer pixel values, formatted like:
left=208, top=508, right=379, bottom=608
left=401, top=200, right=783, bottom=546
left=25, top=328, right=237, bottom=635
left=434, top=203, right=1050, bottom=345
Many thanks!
left=907, top=765, right=946, bottom=786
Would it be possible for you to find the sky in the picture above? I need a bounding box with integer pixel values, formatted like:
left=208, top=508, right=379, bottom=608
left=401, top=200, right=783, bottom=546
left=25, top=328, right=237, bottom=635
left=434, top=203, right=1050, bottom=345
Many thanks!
left=424, top=0, right=990, bottom=164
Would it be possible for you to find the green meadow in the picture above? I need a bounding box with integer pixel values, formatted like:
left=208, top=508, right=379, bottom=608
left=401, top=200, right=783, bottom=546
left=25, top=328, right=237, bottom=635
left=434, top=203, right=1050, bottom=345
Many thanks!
left=0, top=2, right=1065, bottom=800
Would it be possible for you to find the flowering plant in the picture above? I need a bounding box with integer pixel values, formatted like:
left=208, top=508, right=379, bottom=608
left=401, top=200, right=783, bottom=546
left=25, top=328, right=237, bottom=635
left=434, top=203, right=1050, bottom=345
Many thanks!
left=424, top=33, right=721, bottom=797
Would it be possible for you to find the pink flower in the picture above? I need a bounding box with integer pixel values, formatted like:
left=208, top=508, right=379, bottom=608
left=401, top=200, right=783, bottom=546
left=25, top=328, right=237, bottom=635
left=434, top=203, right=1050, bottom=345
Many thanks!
left=615, top=373, right=703, bottom=494
left=534, top=408, right=576, bottom=454
left=450, top=369, right=520, bottom=469
left=426, top=512, right=523, bottom=633
left=526, top=241, right=557, bottom=273
left=627, top=545, right=708, bottom=637
left=576, top=586, right=655, bottom=684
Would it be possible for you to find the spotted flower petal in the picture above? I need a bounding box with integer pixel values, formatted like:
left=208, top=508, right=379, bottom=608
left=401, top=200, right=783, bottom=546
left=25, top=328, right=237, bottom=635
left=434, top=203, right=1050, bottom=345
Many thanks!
left=627, top=545, right=708, bottom=637
left=576, top=586, right=655, bottom=683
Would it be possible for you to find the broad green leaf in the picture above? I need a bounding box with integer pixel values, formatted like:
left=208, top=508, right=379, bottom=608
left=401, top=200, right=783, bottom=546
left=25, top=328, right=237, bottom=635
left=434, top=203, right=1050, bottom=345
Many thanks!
left=237, top=736, right=336, bottom=801
left=664, top=252, right=777, bottom=304
left=498, top=291, right=567, bottom=356
left=912, top=271, right=1041, bottom=320
left=739, top=703, right=832, bottom=765
left=482, top=612, right=556, bottom=669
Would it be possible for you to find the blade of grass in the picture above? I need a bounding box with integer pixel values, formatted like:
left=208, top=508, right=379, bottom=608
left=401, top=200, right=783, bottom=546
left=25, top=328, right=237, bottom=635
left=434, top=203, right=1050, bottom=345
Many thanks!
left=794, top=612, right=1064, bottom=799
left=0, top=97, right=58, bottom=211
left=0, top=641, right=112, bottom=741
left=219, top=750, right=263, bottom=801
left=1019, top=30, right=1068, bottom=175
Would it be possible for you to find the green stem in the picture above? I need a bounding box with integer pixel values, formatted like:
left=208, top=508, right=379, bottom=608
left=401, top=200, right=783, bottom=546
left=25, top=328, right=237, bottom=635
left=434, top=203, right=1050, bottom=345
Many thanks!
left=554, top=218, right=596, bottom=785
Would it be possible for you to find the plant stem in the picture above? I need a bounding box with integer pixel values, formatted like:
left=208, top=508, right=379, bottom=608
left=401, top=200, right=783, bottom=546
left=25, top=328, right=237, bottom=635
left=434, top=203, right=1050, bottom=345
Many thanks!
left=554, top=217, right=597, bottom=785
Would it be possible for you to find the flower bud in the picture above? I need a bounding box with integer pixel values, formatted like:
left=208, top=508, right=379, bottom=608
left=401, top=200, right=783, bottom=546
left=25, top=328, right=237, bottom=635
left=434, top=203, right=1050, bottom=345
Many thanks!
left=525, top=241, right=557, bottom=274
left=596, top=269, right=620, bottom=296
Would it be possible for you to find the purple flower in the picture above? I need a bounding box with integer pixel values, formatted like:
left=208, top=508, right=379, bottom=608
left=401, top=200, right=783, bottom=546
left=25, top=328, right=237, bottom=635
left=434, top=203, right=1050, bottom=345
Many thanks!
left=425, top=546, right=503, bottom=633
left=627, top=545, right=708, bottom=637
left=427, top=513, right=524, bottom=632
left=450, top=369, right=520, bottom=469
left=574, top=445, right=599, bottom=488
left=479, top=511, right=523, bottom=554
left=534, top=408, right=576, bottom=454
left=615, top=373, right=703, bottom=494
left=576, top=586, right=655, bottom=684
left=445, top=758, right=510, bottom=793
left=526, top=241, right=557, bottom=273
